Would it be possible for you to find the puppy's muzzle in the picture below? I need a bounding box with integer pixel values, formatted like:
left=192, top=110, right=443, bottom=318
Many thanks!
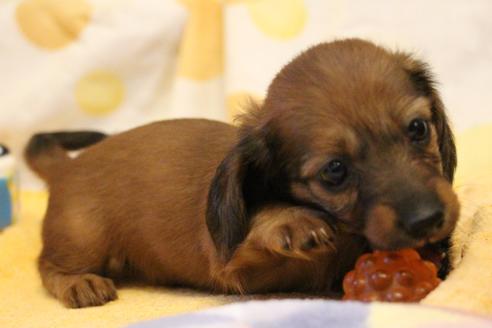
left=363, top=171, right=459, bottom=250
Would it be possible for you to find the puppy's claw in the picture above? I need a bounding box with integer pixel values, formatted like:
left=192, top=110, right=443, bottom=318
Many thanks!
left=301, top=231, right=319, bottom=250
left=325, top=240, right=337, bottom=252
left=319, top=228, right=330, bottom=240
left=319, top=228, right=337, bottom=252
left=311, top=230, right=321, bottom=245
left=283, top=235, right=292, bottom=251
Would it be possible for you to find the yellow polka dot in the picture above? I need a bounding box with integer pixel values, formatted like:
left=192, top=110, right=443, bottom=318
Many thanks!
left=246, top=0, right=307, bottom=40
left=75, top=71, right=125, bottom=116
left=226, top=92, right=263, bottom=123
left=16, top=0, right=91, bottom=50
left=177, top=0, right=223, bottom=80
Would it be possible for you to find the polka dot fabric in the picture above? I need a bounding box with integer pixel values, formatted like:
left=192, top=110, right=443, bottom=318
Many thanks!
left=223, top=0, right=492, bottom=132
left=0, top=0, right=491, bottom=189
left=16, top=0, right=91, bottom=50
left=75, top=70, right=125, bottom=116
left=0, top=0, right=187, bottom=184
left=177, top=0, right=223, bottom=80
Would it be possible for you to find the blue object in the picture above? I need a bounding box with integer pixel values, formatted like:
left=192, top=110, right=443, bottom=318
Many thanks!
left=126, top=299, right=492, bottom=328
left=127, top=300, right=369, bottom=328
left=0, top=177, right=12, bottom=229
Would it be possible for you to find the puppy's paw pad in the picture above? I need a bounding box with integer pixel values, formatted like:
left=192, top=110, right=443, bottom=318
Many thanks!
left=62, top=274, right=117, bottom=308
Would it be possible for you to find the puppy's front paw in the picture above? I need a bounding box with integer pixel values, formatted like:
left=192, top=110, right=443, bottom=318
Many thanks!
left=61, top=274, right=117, bottom=308
left=259, top=211, right=337, bottom=259
left=275, top=220, right=336, bottom=257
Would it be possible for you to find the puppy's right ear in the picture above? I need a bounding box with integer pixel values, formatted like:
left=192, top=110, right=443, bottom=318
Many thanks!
left=206, top=110, right=273, bottom=262
left=395, top=53, right=457, bottom=182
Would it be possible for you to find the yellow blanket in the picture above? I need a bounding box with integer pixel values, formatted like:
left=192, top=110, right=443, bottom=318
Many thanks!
left=423, top=124, right=492, bottom=313
left=0, top=192, right=240, bottom=328
left=1, top=125, right=491, bottom=327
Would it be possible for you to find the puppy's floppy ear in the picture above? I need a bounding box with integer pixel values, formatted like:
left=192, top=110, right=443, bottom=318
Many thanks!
left=397, top=54, right=457, bottom=182
left=206, top=107, right=274, bottom=262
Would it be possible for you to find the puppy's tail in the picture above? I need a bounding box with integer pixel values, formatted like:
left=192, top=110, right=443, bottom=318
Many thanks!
left=25, top=131, right=107, bottom=181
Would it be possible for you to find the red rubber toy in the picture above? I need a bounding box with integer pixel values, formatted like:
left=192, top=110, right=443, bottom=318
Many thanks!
left=343, top=249, right=441, bottom=302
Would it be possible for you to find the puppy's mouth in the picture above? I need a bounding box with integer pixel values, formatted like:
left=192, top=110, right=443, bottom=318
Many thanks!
left=364, top=214, right=454, bottom=279
left=366, top=223, right=452, bottom=251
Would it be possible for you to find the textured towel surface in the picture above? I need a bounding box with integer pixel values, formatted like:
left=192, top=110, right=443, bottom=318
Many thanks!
left=422, top=125, right=492, bottom=313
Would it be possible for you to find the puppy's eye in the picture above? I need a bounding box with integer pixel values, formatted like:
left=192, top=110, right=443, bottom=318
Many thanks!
left=0, top=145, right=9, bottom=156
left=408, top=119, right=429, bottom=143
left=319, top=160, right=347, bottom=186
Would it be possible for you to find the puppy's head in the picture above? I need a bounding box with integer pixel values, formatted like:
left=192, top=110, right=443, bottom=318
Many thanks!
left=207, top=39, right=459, bottom=261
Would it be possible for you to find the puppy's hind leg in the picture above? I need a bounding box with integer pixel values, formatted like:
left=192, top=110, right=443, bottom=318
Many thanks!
left=39, top=207, right=118, bottom=308
left=39, top=255, right=117, bottom=308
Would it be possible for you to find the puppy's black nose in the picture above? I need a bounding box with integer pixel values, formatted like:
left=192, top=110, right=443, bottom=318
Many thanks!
left=401, top=202, right=444, bottom=239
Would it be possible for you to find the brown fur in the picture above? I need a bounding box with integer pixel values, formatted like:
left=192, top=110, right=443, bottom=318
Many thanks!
left=25, top=39, right=459, bottom=308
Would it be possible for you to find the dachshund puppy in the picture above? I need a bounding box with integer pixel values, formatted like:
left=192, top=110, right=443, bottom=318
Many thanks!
left=25, top=39, right=459, bottom=308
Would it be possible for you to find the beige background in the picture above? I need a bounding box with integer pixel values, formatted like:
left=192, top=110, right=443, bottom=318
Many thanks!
left=0, top=0, right=490, bottom=188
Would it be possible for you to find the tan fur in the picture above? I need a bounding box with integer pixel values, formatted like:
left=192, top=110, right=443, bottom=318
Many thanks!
left=25, top=39, right=459, bottom=308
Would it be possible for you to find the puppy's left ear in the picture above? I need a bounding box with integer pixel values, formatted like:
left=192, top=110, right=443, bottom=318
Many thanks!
left=206, top=110, right=275, bottom=262
left=397, top=54, right=457, bottom=182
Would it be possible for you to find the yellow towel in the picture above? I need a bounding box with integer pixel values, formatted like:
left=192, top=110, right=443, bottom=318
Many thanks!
left=423, top=124, right=492, bottom=314
left=0, top=192, right=244, bottom=328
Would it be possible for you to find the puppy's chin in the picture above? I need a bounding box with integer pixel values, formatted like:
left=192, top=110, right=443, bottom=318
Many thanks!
left=366, top=233, right=423, bottom=251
